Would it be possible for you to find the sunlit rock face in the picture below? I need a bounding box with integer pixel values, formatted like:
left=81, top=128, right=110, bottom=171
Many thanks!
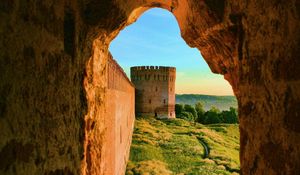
left=0, top=0, right=299, bottom=175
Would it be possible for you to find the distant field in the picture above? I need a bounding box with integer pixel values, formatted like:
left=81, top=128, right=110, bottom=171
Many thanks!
left=126, top=116, right=240, bottom=175
left=176, top=94, right=238, bottom=111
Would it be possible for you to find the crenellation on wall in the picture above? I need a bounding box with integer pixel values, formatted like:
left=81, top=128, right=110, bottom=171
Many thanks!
left=107, top=54, right=134, bottom=92
left=131, top=66, right=176, bottom=71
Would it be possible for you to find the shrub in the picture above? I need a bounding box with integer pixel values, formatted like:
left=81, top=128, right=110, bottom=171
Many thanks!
left=177, top=111, right=194, bottom=122
left=130, top=160, right=173, bottom=175
left=195, top=101, right=205, bottom=123
left=203, top=106, right=222, bottom=124
left=175, top=104, right=184, bottom=115
left=184, top=104, right=198, bottom=120
left=221, top=107, right=238, bottom=124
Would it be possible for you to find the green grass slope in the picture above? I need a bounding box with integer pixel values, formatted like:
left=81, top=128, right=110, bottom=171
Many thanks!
left=126, top=117, right=240, bottom=175
left=176, top=94, right=237, bottom=111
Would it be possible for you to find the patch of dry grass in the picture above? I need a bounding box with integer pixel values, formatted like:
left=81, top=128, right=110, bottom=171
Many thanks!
left=126, top=160, right=172, bottom=175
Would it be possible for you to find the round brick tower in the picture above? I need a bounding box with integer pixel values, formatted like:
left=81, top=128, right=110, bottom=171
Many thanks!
left=130, top=66, right=176, bottom=119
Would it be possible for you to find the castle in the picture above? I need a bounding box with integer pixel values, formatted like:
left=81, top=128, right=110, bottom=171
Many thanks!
left=130, top=66, right=176, bottom=119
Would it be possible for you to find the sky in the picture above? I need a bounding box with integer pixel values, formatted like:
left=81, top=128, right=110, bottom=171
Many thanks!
left=109, top=8, right=234, bottom=96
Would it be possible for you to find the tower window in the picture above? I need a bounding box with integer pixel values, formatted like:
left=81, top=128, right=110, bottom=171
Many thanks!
left=164, top=99, right=166, bottom=104
left=149, top=99, right=151, bottom=104
left=156, top=87, right=158, bottom=92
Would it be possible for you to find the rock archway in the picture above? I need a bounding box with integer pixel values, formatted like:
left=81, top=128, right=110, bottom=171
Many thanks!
left=0, top=0, right=299, bottom=175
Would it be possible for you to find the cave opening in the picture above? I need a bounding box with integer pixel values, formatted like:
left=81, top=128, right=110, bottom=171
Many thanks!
left=108, top=8, right=239, bottom=174
left=110, top=8, right=234, bottom=96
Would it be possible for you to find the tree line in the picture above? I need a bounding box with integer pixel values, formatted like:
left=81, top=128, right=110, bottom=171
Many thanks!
left=175, top=102, right=238, bottom=124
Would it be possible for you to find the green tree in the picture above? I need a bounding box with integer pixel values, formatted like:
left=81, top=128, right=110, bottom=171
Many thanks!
left=184, top=104, right=197, bottom=121
left=210, top=106, right=220, bottom=113
left=177, top=111, right=194, bottom=121
left=195, top=102, right=205, bottom=123
left=203, top=106, right=222, bottom=124
left=221, top=107, right=238, bottom=124
left=175, top=104, right=184, bottom=115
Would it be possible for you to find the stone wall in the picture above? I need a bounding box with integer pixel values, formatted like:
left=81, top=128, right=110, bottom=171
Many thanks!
left=105, top=55, right=135, bottom=175
left=131, top=66, right=176, bottom=118
left=0, top=1, right=87, bottom=174
left=0, top=0, right=299, bottom=175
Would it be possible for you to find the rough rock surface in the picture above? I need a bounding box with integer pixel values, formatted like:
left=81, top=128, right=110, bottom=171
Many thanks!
left=0, top=0, right=299, bottom=175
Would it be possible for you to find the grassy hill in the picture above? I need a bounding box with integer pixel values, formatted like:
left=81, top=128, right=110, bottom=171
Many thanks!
left=126, top=117, right=240, bottom=175
left=176, top=94, right=238, bottom=111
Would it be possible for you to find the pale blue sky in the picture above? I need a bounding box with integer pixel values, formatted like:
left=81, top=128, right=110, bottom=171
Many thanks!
left=109, top=8, right=233, bottom=95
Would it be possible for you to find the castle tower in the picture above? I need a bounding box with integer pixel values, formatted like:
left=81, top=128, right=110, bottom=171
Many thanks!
left=130, top=66, right=176, bottom=119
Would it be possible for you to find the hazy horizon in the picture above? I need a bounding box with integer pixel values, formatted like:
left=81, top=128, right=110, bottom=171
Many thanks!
left=110, top=8, right=234, bottom=96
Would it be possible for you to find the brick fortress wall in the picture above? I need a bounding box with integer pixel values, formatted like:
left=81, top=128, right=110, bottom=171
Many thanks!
left=130, top=66, right=176, bottom=119
left=105, top=55, right=135, bottom=175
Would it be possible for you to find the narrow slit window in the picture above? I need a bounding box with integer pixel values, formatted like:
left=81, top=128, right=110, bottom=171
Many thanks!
left=120, top=126, right=122, bottom=144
